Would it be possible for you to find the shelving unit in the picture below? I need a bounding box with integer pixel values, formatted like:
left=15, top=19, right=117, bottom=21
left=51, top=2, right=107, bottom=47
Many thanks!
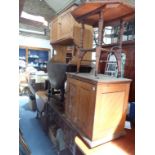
left=19, top=48, right=26, bottom=68
left=19, top=46, right=51, bottom=72
left=104, top=20, right=135, bottom=44
left=28, top=49, right=49, bottom=70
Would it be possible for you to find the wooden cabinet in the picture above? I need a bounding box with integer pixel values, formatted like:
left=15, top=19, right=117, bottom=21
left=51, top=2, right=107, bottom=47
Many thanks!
left=50, top=6, right=75, bottom=43
left=50, top=5, right=93, bottom=65
left=65, top=73, right=131, bottom=146
left=50, top=5, right=92, bottom=46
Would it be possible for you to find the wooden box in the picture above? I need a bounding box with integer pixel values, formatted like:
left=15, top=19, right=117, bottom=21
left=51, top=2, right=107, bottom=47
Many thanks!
left=65, top=73, right=131, bottom=147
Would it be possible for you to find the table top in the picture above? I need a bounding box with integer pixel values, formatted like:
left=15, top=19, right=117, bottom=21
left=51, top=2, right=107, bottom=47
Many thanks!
left=71, top=0, right=134, bottom=27
left=67, top=73, right=132, bottom=84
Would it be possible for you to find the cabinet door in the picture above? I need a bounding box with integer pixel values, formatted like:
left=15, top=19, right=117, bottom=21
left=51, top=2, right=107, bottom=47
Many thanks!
left=77, top=81, right=96, bottom=139
left=66, top=78, right=79, bottom=124
left=93, top=83, right=129, bottom=140
left=50, top=17, right=59, bottom=42
left=59, top=12, right=74, bottom=39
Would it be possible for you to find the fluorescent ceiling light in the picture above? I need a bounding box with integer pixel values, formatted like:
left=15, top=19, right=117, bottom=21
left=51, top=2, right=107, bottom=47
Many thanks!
left=19, top=28, right=44, bottom=35
left=21, top=11, right=48, bottom=26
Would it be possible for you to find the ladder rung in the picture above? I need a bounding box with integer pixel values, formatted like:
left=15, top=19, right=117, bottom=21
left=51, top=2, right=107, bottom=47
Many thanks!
left=105, top=71, right=116, bottom=73
left=100, top=60, right=117, bottom=63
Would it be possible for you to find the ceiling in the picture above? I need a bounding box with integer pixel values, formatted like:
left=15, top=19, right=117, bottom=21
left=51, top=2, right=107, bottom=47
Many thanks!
left=19, top=0, right=83, bottom=39
left=19, top=0, right=134, bottom=40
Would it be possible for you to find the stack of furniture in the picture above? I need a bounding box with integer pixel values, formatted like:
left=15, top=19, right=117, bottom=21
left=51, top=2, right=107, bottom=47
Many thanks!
left=65, top=0, right=134, bottom=150
left=43, top=1, right=135, bottom=154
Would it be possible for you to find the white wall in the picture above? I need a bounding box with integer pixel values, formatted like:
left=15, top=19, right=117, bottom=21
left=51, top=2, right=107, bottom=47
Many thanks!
left=19, top=35, right=53, bottom=54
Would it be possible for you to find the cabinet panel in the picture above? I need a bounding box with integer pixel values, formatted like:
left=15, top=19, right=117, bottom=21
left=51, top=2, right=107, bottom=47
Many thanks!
left=50, top=17, right=59, bottom=42
left=66, top=78, right=95, bottom=138
left=59, top=12, right=74, bottom=39
left=93, top=91, right=125, bottom=140
left=78, top=84, right=95, bottom=138
left=66, top=78, right=79, bottom=124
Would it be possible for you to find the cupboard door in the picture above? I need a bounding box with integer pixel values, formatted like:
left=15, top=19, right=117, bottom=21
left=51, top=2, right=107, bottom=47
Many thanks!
left=93, top=90, right=126, bottom=140
left=66, top=78, right=79, bottom=124
left=77, top=81, right=96, bottom=139
left=50, top=17, right=59, bottom=42
left=59, top=12, right=74, bottom=39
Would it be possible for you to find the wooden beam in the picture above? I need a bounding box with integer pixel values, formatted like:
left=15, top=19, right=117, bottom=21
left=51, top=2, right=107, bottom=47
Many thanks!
left=19, top=45, right=50, bottom=51
left=19, top=18, right=46, bottom=28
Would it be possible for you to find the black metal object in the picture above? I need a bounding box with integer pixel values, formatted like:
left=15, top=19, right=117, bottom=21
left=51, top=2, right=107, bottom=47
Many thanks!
left=67, top=64, right=92, bottom=73
left=47, top=62, right=92, bottom=102
left=47, top=62, right=68, bottom=102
